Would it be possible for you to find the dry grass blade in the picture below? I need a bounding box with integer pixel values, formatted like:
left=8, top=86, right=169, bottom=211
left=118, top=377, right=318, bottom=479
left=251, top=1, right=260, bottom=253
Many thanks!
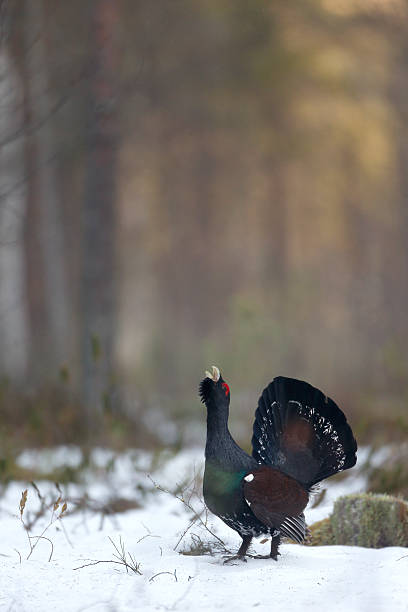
left=19, top=490, right=28, bottom=516
left=18, top=484, right=68, bottom=562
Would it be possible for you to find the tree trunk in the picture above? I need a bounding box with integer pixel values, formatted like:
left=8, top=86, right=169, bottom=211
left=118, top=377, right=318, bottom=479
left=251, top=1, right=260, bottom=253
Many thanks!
left=80, top=0, right=119, bottom=424
left=21, top=0, right=69, bottom=383
left=0, top=46, right=28, bottom=381
left=386, top=33, right=408, bottom=344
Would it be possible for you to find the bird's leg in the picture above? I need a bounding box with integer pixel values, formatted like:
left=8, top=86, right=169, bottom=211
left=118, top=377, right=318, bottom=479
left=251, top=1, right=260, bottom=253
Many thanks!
left=223, top=535, right=252, bottom=564
left=237, top=534, right=252, bottom=558
left=250, top=532, right=281, bottom=560
left=270, top=533, right=281, bottom=560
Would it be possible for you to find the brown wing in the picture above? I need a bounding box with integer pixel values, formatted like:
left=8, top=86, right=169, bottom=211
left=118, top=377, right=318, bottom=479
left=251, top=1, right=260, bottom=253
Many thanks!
left=243, top=465, right=309, bottom=542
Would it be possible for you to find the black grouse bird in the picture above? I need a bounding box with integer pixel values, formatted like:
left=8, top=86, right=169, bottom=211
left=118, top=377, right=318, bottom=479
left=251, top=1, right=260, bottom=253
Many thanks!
left=200, top=366, right=357, bottom=562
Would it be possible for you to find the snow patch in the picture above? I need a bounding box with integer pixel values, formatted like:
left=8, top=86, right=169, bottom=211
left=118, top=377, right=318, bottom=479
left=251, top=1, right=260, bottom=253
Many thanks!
left=0, top=446, right=406, bottom=611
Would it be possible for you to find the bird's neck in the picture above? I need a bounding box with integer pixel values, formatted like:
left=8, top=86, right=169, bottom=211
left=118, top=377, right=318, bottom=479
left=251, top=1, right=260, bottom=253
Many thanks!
left=205, top=402, right=236, bottom=459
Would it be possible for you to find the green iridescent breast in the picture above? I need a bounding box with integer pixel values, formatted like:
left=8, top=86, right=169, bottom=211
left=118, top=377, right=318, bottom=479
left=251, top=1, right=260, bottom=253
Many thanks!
left=204, top=463, right=247, bottom=497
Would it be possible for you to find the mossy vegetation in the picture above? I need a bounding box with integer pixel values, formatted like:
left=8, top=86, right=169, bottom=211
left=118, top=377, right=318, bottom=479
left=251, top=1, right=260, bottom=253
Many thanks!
left=308, top=517, right=335, bottom=546
left=309, top=493, right=408, bottom=548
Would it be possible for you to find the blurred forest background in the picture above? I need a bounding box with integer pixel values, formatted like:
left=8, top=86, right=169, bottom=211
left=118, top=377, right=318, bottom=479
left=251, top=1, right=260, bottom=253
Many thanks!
left=0, top=0, right=407, bottom=455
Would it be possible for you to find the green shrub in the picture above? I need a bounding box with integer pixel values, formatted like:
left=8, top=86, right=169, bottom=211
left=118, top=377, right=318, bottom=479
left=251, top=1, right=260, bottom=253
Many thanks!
left=309, top=493, right=408, bottom=548
left=308, top=517, right=335, bottom=546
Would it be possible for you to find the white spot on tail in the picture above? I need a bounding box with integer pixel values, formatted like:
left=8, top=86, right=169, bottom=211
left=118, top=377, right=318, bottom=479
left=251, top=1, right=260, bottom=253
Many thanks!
left=244, top=473, right=254, bottom=482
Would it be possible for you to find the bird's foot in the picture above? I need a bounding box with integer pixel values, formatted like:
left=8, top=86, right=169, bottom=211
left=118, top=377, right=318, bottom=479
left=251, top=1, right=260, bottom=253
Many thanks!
left=247, top=551, right=280, bottom=561
left=222, top=554, right=247, bottom=565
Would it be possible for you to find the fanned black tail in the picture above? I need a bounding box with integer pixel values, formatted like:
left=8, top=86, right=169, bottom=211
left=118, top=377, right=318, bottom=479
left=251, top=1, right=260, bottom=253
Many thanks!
left=251, top=376, right=357, bottom=487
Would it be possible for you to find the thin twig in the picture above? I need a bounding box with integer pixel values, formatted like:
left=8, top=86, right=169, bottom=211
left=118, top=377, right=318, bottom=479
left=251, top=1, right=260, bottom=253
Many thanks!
left=74, top=536, right=142, bottom=575
left=136, top=533, right=161, bottom=544
left=128, top=552, right=139, bottom=572
left=14, top=549, right=22, bottom=564
left=149, top=570, right=178, bottom=583
left=174, top=516, right=198, bottom=551
left=20, top=515, right=33, bottom=557
left=109, top=535, right=125, bottom=560
left=74, top=558, right=142, bottom=575
left=147, top=475, right=228, bottom=550
left=27, top=521, right=54, bottom=560
left=74, top=559, right=133, bottom=571
left=28, top=535, right=54, bottom=562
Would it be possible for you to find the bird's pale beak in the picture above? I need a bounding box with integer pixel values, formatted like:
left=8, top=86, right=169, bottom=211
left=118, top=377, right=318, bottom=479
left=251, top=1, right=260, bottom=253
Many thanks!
left=205, top=365, right=220, bottom=382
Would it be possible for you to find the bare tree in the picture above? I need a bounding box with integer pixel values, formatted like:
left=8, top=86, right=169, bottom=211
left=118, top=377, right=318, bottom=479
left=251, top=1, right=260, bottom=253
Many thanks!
left=19, top=0, right=69, bottom=383
left=0, top=37, right=28, bottom=381
left=80, top=0, right=119, bottom=423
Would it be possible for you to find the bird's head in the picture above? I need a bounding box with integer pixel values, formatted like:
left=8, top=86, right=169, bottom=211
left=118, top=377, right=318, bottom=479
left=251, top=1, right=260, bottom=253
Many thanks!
left=199, top=365, right=230, bottom=409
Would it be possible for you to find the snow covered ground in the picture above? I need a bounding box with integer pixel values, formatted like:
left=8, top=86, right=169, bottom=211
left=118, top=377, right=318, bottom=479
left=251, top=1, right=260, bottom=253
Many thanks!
left=0, top=447, right=407, bottom=612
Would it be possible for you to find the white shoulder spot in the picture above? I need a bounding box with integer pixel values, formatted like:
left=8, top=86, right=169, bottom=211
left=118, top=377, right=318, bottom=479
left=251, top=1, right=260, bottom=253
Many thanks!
left=244, top=473, right=254, bottom=482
